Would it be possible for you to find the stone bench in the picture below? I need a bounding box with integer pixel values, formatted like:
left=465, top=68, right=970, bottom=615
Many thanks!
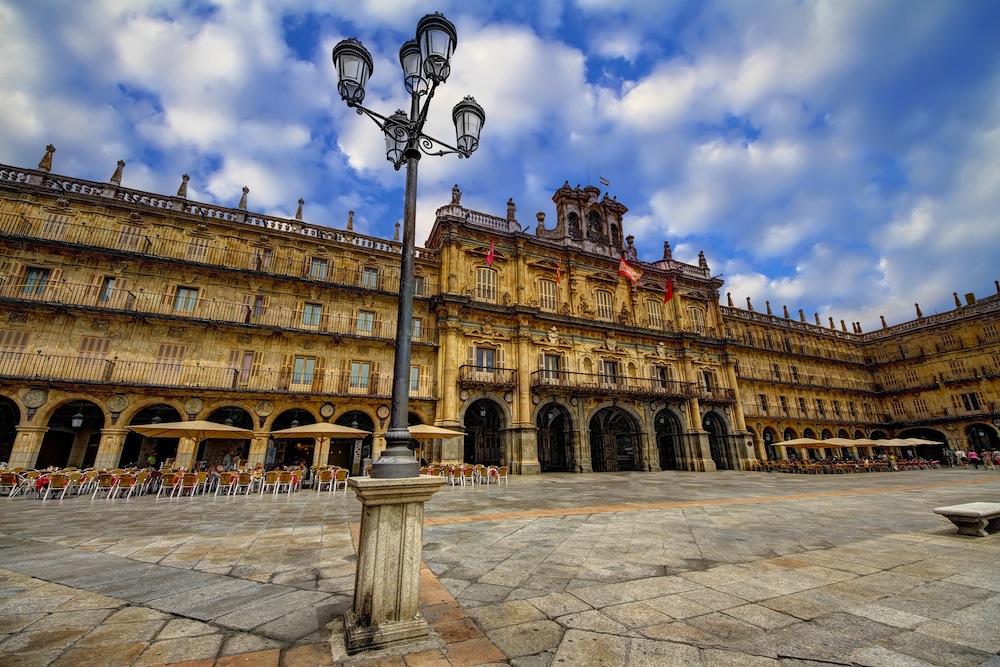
left=933, top=502, right=1000, bottom=537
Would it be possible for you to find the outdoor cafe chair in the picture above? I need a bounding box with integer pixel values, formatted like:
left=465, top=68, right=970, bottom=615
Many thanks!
left=333, top=468, right=349, bottom=494
left=0, top=472, right=18, bottom=497
left=233, top=472, right=254, bottom=495
left=110, top=473, right=139, bottom=500
left=156, top=472, right=180, bottom=498
left=41, top=473, right=71, bottom=501
left=259, top=471, right=280, bottom=494
left=215, top=472, right=237, bottom=496
left=460, top=467, right=476, bottom=487
left=275, top=470, right=294, bottom=494
left=91, top=473, right=117, bottom=500
left=315, top=469, right=334, bottom=493
left=177, top=473, right=200, bottom=497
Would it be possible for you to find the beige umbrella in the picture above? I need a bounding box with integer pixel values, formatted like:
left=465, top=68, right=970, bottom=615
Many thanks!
left=779, top=437, right=824, bottom=446
left=901, top=437, right=942, bottom=445
left=129, top=420, right=254, bottom=441
left=821, top=437, right=857, bottom=446
left=406, top=424, right=465, bottom=440
left=270, top=422, right=370, bottom=439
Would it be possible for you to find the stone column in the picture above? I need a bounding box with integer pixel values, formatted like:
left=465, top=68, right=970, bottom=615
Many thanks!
left=248, top=433, right=269, bottom=466
left=9, top=425, right=47, bottom=469
left=513, top=329, right=540, bottom=474
left=344, top=476, right=446, bottom=654
left=93, top=428, right=130, bottom=469
left=174, top=436, right=197, bottom=469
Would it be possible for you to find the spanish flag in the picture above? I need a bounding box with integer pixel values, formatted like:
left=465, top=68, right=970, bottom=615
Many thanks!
left=618, top=257, right=642, bottom=283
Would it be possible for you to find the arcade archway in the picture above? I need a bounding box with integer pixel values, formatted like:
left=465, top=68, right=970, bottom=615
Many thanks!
left=589, top=407, right=642, bottom=472
left=703, top=412, right=733, bottom=470
left=0, top=397, right=19, bottom=464
left=654, top=409, right=683, bottom=470
left=121, top=403, right=183, bottom=467
left=536, top=402, right=574, bottom=472
left=463, top=399, right=504, bottom=465
left=37, top=400, right=104, bottom=469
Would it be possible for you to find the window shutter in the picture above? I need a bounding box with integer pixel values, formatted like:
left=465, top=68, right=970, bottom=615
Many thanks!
left=115, top=278, right=128, bottom=307
left=497, top=347, right=505, bottom=369
left=8, top=262, right=24, bottom=284
left=88, top=273, right=103, bottom=301
left=279, top=354, right=293, bottom=389
left=312, top=356, right=326, bottom=392
left=293, top=300, right=304, bottom=327
left=340, top=358, right=351, bottom=393
left=371, top=361, right=381, bottom=395
left=47, top=269, right=62, bottom=296
left=468, top=345, right=475, bottom=366
left=228, top=349, right=240, bottom=366
left=538, top=352, right=544, bottom=369
left=163, top=285, right=177, bottom=309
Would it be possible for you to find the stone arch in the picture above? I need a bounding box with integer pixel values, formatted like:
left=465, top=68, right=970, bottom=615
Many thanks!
left=197, top=405, right=255, bottom=467
left=37, top=399, right=106, bottom=469
left=588, top=404, right=643, bottom=472
left=762, top=427, right=779, bottom=460
left=654, top=408, right=685, bottom=470
left=0, top=395, right=20, bottom=464
left=966, top=423, right=1000, bottom=452
left=783, top=427, right=798, bottom=441
left=535, top=401, right=575, bottom=472
left=702, top=410, right=734, bottom=470
left=120, top=403, right=184, bottom=468
left=821, top=428, right=833, bottom=440
left=462, top=397, right=507, bottom=465
left=334, top=410, right=375, bottom=470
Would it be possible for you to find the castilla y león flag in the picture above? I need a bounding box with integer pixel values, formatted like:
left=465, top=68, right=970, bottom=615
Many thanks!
left=618, top=257, right=642, bottom=283
left=485, top=238, right=495, bottom=265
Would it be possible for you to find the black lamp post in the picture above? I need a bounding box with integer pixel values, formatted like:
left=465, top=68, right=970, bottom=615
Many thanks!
left=333, top=13, right=485, bottom=478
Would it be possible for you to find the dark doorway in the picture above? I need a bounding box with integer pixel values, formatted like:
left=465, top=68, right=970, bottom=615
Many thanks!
left=654, top=409, right=683, bottom=470
left=537, top=403, right=574, bottom=472
left=463, top=399, right=503, bottom=465
left=589, top=407, right=641, bottom=472
left=703, top=412, right=732, bottom=470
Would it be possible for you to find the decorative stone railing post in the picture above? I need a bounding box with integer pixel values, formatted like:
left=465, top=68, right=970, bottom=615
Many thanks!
left=344, top=475, right=446, bottom=654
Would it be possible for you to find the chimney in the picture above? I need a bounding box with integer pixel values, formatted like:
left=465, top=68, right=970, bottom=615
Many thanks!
left=965, top=292, right=976, bottom=305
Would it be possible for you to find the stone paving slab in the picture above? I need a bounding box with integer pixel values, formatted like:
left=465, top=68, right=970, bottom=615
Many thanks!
left=3, top=469, right=1000, bottom=665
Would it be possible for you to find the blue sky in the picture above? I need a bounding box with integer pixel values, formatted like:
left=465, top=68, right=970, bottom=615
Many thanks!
left=2, top=0, right=999, bottom=331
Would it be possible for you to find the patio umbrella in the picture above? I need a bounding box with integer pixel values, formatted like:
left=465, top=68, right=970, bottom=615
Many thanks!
left=778, top=437, right=824, bottom=446
left=406, top=424, right=465, bottom=440
left=129, top=420, right=254, bottom=442
left=270, top=422, right=370, bottom=439
left=820, top=437, right=858, bottom=446
left=901, top=437, right=943, bottom=445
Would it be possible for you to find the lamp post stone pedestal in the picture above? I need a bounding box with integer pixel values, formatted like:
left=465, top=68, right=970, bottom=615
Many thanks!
left=343, top=475, right=446, bottom=654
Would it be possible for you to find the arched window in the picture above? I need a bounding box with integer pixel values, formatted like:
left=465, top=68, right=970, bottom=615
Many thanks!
left=646, top=300, right=663, bottom=328
left=538, top=279, right=557, bottom=311
left=587, top=211, right=605, bottom=242
left=567, top=212, right=581, bottom=239
left=610, top=223, right=621, bottom=247
left=595, top=290, right=614, bottom=320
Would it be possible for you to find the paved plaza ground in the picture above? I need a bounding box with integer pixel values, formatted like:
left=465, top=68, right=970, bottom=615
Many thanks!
left=3, top=468, right=1000, bottom=666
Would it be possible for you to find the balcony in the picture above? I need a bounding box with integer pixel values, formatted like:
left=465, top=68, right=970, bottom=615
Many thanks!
left=0, top=278, right=436, bottom=342
left=530, top=369, right=697, bottom=400
left=696, top=386, right=737, bottom=404
left=458, top=365, right=517, bottom=389
left=0, top=351, right=437, bottom=399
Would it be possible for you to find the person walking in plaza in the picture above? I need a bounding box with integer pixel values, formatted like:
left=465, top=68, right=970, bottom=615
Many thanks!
left=984, top=450, right=995, bottom=470
left=968, top=449, right=980, bottom=469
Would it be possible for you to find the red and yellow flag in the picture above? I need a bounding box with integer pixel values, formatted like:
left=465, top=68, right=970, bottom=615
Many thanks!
left=618, top=257, right=642, bottom=283
left=664, top=277, right=674, bottom=303
left=485, top=238, right=495, bottom=266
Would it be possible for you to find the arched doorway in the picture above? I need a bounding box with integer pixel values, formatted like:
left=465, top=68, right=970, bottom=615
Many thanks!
left=966, top=424, right=999, bottom=453
left=268, top=409, right=317, bottom=469
left=703, top=412, right=733, bottom=470
left=195, top=406, right=255, bottom=468
left=899, top=427, right=948, bottom=461
left=121, top=403, right=183, bottom=467
left=463, top=399, right=503, bottom=466
left=37, top=401, right=105, bottom=469
left=335, top=411, right=375, bottom=470
left=762, top=427, right=778, bottom=460
left=654, top=409, right=683, bottom=470
left=0, top=397, right=20, bottom=464
left=537, top=403, right=574, bottom=472
left=589, top=407, right=641, bottom=472
left=783, top=427, right=797, bottom=441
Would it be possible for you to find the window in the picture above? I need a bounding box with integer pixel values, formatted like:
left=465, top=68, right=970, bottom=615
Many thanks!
left=22, top=268, right=50, bottom=296
left=475, top=347, right=495, bottom=372
left=412, top=317, right=423, bottom=341
left=350, top=361, right=371, bottom=389
left=849, top=401, right=858, bottom=417
left=689, top=307, right=705, bottom=333
left=155, top=344, right=185, bottom=377
left=0, top=329, right=29, bottom=363
left=476, top=267, right=497, bottom=302
left=543, top=354, right=561, bottom=380
left=414, top=276, right=425, bottom=296
left=654, top=365, right=673, bottom=387
left=116, top=224, right=143, bottom=251
left=779, top=396, right=788, bottom=415
left=600, top=360, right=620, bottom=384
left=302, top=302, right=323, bottom=327
left=958, top=392, right=981, bottom=412
left=310, top=258, right=328, bottom=280
left=791, top=366, right=799, bottom=382
left=173, top=287, right=198, bottom=313
left=759, top=394, right=769, bottom=413
left=891, top=401, right=905, bottom=417
left=833, top=400, right=841, bottom=418
left=357, top=310, right=375, bottom=335
left=293, top=356, right=316, bottom=386
left=43, top=213, right=70, bottom=238
left=252, top=295, right=265, bottom=319
left=361, top=267, right=379, bottom=289
left=78, top=336, right=111, bottom=360
left=187, top=238, right=210, bottom=261
left=410, top=366, right=421, bottom=393
left=798, top=397, right=807, bottom=414
left=904, top=369, right=919, bottom=384
left=913, top=398, right=927, bottom=414
left=255, top=248, right=272, bottom=270
left=229, top=350, right=258, bottom=384
left=815, top=399, right=825, bottom=416
left=595, top=290, right=614, bottom=320
left=772, top=363, right=782, bottom=380
left=539, top=279, right=557, bottom=311
left=983, top=324, right=1000, bottom=344
left=646, top=300, right=663, bottom=328
left=702, top=370, right=714, bottom=390
left=98, top=277, right=116, bottom=303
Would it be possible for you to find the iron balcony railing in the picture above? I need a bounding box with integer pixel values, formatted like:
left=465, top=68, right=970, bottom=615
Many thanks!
left=458, top=365, right=518, bottom=388
left=530, top=369, right=698, bottom=400
left=0, top=352, right=437, bottom=399
left=0, top=278, right=435, bottom=343
left=0, top=211, right=439, bottom=296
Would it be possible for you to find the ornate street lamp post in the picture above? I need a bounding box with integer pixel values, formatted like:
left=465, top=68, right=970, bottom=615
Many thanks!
left=332, top=13, right=485, bottom=479
left=331, top=15, right=484, bottom=654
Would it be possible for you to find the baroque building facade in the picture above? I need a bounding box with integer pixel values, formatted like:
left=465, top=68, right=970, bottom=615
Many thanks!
left=0, top=150, right=998, bottom=473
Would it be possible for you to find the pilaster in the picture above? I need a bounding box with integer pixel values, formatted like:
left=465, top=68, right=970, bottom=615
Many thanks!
left=93, top=428, right=130, bottom=470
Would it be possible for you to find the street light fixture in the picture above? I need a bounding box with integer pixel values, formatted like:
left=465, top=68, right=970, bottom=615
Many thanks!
left=332, top=13, right=485, bottom=478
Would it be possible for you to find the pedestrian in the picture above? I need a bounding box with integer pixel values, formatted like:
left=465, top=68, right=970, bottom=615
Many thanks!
left=969, top=449, right=981, bottom=469
left=984, top=450, right=995, bottom=470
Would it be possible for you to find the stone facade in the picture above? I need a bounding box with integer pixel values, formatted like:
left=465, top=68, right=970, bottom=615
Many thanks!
left=0, top=156, right=997, bottom=472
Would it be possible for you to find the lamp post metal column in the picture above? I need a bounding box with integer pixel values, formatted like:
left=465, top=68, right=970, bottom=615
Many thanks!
left=332, top=14, right=485, bottom=655
left=333, top=13, right=484, bottom=479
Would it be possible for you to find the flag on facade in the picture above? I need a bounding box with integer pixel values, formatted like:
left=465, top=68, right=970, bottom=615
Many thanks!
left=555, top=260, right=563, bottom=283
left=618, top=257, right=642, bottom=283
left=599, top=175, right=610, bottom=187
left=485, top=238, right=495, bottom=265
left=664, top=277, right=674, bottom=303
